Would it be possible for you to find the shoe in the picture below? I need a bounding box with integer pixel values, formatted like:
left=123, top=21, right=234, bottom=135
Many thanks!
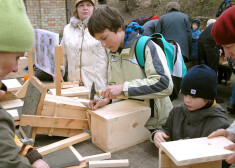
left=227, top=103, right=235, bottom=114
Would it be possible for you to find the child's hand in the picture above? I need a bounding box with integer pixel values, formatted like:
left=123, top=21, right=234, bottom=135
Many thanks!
left=154, top=131, right=169, bottom=148
left=32, top=159, right=50, bottom=168
left=87, top=98, right=110, bottom=110
left=101, top=84, right=124, bottom=99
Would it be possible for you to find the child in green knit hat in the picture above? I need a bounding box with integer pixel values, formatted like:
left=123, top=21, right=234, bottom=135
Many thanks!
left=0, top=0, right=49, bottom=168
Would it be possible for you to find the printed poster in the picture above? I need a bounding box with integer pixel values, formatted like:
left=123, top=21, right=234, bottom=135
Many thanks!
left=34, top=29, right=59, bottom=76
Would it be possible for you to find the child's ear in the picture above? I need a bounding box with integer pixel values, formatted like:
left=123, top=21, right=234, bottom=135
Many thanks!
left=117, top=26, right=122, bottom=32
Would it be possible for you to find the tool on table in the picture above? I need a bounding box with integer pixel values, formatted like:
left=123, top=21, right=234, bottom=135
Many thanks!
left=90, top=82, right=127, bottom=100
left=20, top=138, right=34, bottom=155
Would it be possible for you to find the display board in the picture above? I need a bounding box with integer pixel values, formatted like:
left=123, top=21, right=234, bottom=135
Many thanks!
left=34, top=29, right=59, bottom=76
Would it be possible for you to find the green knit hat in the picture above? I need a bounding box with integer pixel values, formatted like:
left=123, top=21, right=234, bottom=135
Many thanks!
left=0, top=0, right=34, bottom=52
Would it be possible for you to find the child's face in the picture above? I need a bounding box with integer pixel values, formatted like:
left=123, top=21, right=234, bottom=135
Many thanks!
left=192, top=23, right=198, bottom=30
left=94, top=28, right=124, bottom=52
left=184, top=95, right=208, bottom=111
left=0, top=52, right=24, bottom=78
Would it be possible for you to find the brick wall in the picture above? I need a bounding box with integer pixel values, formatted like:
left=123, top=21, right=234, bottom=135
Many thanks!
left=25, top=0, right=67, bottom=37
left=24, top=0, right=119, bottom=38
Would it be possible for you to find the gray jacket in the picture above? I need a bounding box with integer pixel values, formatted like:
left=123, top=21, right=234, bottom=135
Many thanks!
left=0, top=106, right=32, bottom=168
left=155, top=10, right=192, bottom=60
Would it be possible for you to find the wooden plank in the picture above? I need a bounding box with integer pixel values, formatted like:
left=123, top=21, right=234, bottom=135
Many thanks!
left=44, top=94, right=86, bottom=111
left=48, top=103, right=60, bottom=136
left=28, top=49, right=34, bottom=78
left=159, top=136, right=233, bottom=166
left=21, top=115, right=89, bottom=129
left=19, top=126, right=27, bottom=139
left=89, top=159, right=129, bottom=168
left=6, top=109, right=19, bottom=120
left=0, top=99, right=23, bottom=109
left=55, top=45, right=61, bottom=96
left=15, top=79, right=29, bottom=99
left=49, top=86, right=89, bottom=97
left=159, top=150, right=221, bottom=168
left=43, top=81, right=79, bottom=89
left=75, top=98, right=90, bottom=106
left=65, top=161, right=87, bottom=168
left=37, top=132, right=90, bottom=156
left=36, top=128, right=82, bottom=137
left=1, top=79, right=22, bottom=91
left=41, top=106, right=86, bottom=119
left=69, top=146, right=84, bottom=162
left=83, top=152, right=111, bottom=162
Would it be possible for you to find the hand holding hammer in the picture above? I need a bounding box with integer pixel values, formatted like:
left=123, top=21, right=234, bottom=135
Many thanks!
left=90, top=82, right=127, bottom=100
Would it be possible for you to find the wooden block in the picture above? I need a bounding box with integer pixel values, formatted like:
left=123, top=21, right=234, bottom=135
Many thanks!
left=2, top=79, right=22, bottom=91
left=7, top=109, right=19, bottom=120
left=69, top=146, right=85, bottom=162
left=36, top=128, right=82, bottom=137
left=89, top=100, right=151, bottom=152
left=0, top=99, right=23, bottom=109
left=159, top=136, right=233, bottom=166
left=37, top=132, right=91, bottom=156
left=89, top=159, right=129, bottom=168
left=6, top=57, right=28, bottom=78
left=20, top=115, right=89, bottom=129
left=49, top=86, right=90, bottom=97
left=159, top=150, right=221, bottom=168
left=83, top=152, right=111, bottom=162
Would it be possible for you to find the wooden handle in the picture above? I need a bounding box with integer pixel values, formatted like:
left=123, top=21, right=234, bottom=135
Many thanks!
left=96, top=90, right=127, bottom=99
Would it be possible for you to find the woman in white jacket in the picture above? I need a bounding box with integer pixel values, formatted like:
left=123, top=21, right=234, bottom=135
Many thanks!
left=61, top=0, right=109, bottom=90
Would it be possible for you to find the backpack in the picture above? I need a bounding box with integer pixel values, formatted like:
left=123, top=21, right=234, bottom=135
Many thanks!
left=130, top=16, right=159, bottom=26
left=135, top=33, right=187, bottom=100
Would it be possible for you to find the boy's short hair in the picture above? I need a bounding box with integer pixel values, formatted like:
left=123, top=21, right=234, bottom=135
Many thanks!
left=88, top=6, right=124, bottom=37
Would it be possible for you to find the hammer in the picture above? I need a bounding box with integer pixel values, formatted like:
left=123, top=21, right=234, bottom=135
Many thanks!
left=90, top=82, right=127, bottom=100
left=20, top=138, right=34, bottom=155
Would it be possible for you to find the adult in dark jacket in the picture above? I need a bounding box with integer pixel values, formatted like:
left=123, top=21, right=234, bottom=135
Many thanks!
left=0, top=1, right=49, bottom=168
left=155, top=2, right=192, bottom=61
left=198, top=22, right=221, bottom=73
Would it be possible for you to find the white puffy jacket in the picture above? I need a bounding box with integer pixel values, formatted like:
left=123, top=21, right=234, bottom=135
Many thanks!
left=61, top=16, right=109, bottom=90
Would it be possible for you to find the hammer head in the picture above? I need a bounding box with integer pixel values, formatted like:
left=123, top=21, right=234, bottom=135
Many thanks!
left=20, top=138, right=34, bottom=146
left=90, top=82, right=96, bottom=101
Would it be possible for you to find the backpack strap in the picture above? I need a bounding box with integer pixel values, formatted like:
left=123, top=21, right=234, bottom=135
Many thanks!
left=135, top=36, right=152, bottom=68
